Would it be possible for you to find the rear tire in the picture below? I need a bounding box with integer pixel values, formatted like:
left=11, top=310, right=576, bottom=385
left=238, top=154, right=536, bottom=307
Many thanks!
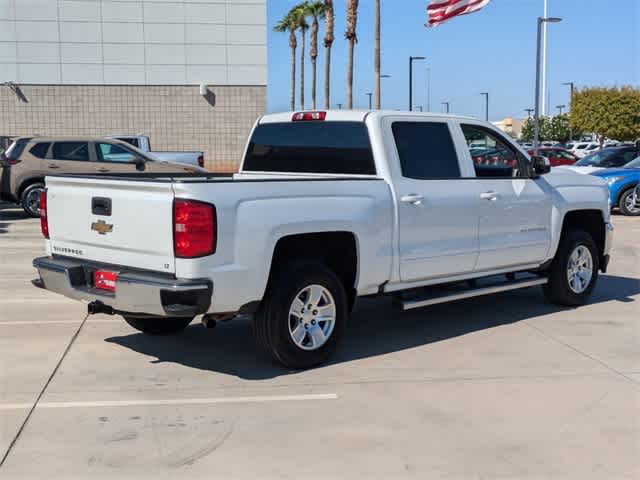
left=254, top=259, right=348, bottom=369
left=123, top=315, right=193, bottom=335
left=21, top=182, right=44, bottom=218
left=618, top=188, right=640, bottom=216
left=543, top=230, right=599, bottom=306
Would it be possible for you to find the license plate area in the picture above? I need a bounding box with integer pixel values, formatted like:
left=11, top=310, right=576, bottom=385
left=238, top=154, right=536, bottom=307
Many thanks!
left=94, top=269, right=118, bottom=292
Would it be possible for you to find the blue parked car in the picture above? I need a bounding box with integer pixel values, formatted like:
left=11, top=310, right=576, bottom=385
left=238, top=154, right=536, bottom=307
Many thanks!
left=592, top=156, right=640, bottom=216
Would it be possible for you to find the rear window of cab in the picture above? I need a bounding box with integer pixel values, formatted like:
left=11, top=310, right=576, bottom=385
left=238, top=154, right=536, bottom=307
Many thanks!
left=243, top=122, right=376, bottom=175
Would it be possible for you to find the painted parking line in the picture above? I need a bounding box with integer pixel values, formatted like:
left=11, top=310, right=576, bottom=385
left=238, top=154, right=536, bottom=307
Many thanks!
left=0, top=393, right=339, bottom=411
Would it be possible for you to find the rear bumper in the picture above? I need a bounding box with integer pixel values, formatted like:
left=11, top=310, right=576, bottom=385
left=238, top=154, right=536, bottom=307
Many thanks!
left=32, top=256, right=212, bottom=317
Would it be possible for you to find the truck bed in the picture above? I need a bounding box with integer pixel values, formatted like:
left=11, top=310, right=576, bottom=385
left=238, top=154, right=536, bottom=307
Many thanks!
left=43, top=173, right=393, bottom=312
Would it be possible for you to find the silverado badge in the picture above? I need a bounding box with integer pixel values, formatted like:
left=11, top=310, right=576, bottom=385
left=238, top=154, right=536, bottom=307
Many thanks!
left=91, top=220, right=113, bottom=235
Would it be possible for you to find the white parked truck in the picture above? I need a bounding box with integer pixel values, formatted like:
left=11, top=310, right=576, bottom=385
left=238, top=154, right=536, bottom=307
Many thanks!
left=110, top=135, right=204, bottom=168
left=34, top=111, right=613, bottom=368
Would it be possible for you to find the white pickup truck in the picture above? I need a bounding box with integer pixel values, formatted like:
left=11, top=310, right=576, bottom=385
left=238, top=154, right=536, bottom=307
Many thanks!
left=33, top=111, right=613, bottom=369
left=110, top=135, right=204, bottom=168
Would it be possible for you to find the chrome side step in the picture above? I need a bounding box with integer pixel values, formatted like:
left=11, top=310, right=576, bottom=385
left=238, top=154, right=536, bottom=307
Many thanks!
left=400, top=277, right=548, bottom=311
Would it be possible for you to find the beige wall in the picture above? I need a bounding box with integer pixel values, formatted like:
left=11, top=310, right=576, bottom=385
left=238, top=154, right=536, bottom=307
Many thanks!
left=0, top=84, right=266, bottom=172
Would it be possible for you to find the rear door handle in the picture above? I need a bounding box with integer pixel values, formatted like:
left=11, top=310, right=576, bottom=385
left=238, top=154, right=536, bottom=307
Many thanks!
left=47, top=164, right=59, bottom=169
left=480, top=191, right=500, bottom=201
left=401, top=194, right=424, bottom=205
left=97, top=168, right=110, bottom=173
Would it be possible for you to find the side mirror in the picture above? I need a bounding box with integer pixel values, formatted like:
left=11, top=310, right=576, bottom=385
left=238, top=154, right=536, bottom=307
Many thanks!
left=531, top=155, right=551, bottom=176
left=133, top=157, right=146, bottom=171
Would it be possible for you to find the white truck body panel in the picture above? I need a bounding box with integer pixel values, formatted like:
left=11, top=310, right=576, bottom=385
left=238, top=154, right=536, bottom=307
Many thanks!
left=111, top=135, right=203, bottom=167
left=41, top=111, right=612, bottom=316
left=46, top=176, right=176, bottom=273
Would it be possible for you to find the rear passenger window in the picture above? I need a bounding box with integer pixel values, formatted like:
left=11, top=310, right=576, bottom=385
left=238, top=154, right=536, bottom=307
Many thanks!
left=244, top=122, right=375, bottom=175
left=52, top=142, right=89, bottom=162
left=30, top=142, right=50, bottom=159
left=4, top=138, right=32, bottom=160
left=392, top=122, right=460, bottom=179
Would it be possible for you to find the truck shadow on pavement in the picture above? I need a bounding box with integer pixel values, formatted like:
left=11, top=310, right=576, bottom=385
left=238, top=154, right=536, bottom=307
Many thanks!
left=0, top=202, right=28, bottom=233
left=105, top=273, right=640, bottom=380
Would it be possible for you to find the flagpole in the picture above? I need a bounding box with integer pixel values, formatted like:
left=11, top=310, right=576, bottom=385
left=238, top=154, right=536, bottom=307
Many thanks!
left=541, top=0, right=548, bottom=116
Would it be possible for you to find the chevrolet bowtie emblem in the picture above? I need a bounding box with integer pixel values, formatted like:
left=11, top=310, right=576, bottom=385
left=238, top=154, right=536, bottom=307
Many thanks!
left=91, top=220, right=113, bottom=235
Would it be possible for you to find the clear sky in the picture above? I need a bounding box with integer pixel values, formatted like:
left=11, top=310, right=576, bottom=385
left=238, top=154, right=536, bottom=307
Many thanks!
left=267, top=0, right=638, bottom=120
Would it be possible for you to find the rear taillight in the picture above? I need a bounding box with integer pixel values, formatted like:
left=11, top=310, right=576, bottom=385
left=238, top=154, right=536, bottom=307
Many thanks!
left=197, top=155, right=204, bottom=168
left=0, top=154, right=20, bottom=166
left=40, top=189, right=49, bottom=239
left=292, top=111, right=327, bottom=121
left=173, top=199, right=216, bottom=258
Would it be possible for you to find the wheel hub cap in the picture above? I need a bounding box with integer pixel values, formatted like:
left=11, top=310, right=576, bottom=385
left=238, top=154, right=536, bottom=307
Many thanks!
left=567, top=245, right=593, bottom=294
left=288, top=284, right=336, bottom=351
left=26, top=188, right=43, bottom=215
left=625, top=193, right=640, bottom=213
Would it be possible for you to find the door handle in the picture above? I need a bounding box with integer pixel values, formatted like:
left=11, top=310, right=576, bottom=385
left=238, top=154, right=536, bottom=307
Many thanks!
left=47, top=164, right=60, bottom=169
left=401, top=194, right=424, bottom=205
left=480, top=191, right=500, bottom=201
left=97, top=168, right=110, bottom=173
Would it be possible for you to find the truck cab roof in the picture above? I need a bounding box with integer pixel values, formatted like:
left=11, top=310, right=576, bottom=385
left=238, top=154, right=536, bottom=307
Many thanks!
left=259, top=110, right=478, bottom=124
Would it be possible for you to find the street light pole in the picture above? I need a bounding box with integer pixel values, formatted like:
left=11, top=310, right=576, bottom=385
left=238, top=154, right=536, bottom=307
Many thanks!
left=480, top=92, right=489, bottom=121
left=534, top=16, right=562, bottom=155
left=426, top=66, right=431, bottom=112
left=409, top=56, right=425, bottom=111
left=366, top=92, right=373, bottom=109
left=525, top=108, right=534, bottom=118
left=415, top=105, right=423, bottom=112
left=441, top=101, right=450, bottom=114
left=379, top=75, right=391, bottom=109
left=556, top=104, right=566, bottom=115
left=562, top=81, right=575, bottom=141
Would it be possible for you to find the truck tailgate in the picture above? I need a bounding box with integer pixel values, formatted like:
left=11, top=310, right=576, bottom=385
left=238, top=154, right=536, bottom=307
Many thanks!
left=46, top=176, right=176, bottom=274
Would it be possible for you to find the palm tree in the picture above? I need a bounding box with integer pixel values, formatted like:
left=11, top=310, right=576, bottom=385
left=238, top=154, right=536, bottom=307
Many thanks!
left=323, top=0, right=335, bottom=109
left=345, top=0, right=359, bottom=109
left=305, top=1, right=326, bottom=110
left=273, top=13, right=298, bottom=111
left=374, top=0, right=381, bottom=109
left=291, top=4, right=309, bottom=110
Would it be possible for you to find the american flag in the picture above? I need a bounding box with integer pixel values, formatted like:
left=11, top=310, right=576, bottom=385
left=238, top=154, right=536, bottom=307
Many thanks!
left=426, top=0, right=491, bottom=27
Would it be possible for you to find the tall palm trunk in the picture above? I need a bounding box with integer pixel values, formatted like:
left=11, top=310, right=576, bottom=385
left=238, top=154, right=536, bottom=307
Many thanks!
left=345, top=0, right=359, bottom=109
left=323, top=0, right=334, bottom=109
left=310, top=16, right=319, bottom=110
left=374, top=0, right=381, bottom=109
left=289, top=30, right=297, bottom=111
left=300, top=28, right=306, bottom=110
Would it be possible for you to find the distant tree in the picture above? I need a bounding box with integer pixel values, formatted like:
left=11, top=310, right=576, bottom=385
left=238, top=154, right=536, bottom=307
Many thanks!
left=520, top=115, right=577, bottom=143
left=345, top=0, right=359, bottom=109
left=373, top=0, right=381, bottom=109
left=520, top=117, right=550, bottom=142
left=520, top=117, right=535, bottom=141
left=545, top=114, right=573, bottom=143
left=571, top=86, right=640, bottom=145
left=273, top=12, right=299, bottom=111
left=291, top=5, right=309, bottom=110
left=305, top=1, right=326, bottom=110
left=323, top=0, right=335, bottom=109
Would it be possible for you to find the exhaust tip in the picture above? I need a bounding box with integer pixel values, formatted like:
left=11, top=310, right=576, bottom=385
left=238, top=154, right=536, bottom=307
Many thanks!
left=87, top=301, right=115, bottom=316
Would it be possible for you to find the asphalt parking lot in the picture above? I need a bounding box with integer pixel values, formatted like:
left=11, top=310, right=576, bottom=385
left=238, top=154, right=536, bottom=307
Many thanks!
left=0, top=201, right=638, bottom=479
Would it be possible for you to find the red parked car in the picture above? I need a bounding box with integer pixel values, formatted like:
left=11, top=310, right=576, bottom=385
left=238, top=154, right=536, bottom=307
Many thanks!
left=528, top=147, right=578, bottom=167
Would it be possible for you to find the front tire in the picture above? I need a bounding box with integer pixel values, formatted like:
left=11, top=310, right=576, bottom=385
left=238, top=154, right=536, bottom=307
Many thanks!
left=543, top=230, right=599, bottom=306
left=618, top=188, right=640, bottom=216
left=21, top=183, right=45, bottom=218
left=254, top=260, right=348, bottom=369
left=123, top=315, right=193, bottom=335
